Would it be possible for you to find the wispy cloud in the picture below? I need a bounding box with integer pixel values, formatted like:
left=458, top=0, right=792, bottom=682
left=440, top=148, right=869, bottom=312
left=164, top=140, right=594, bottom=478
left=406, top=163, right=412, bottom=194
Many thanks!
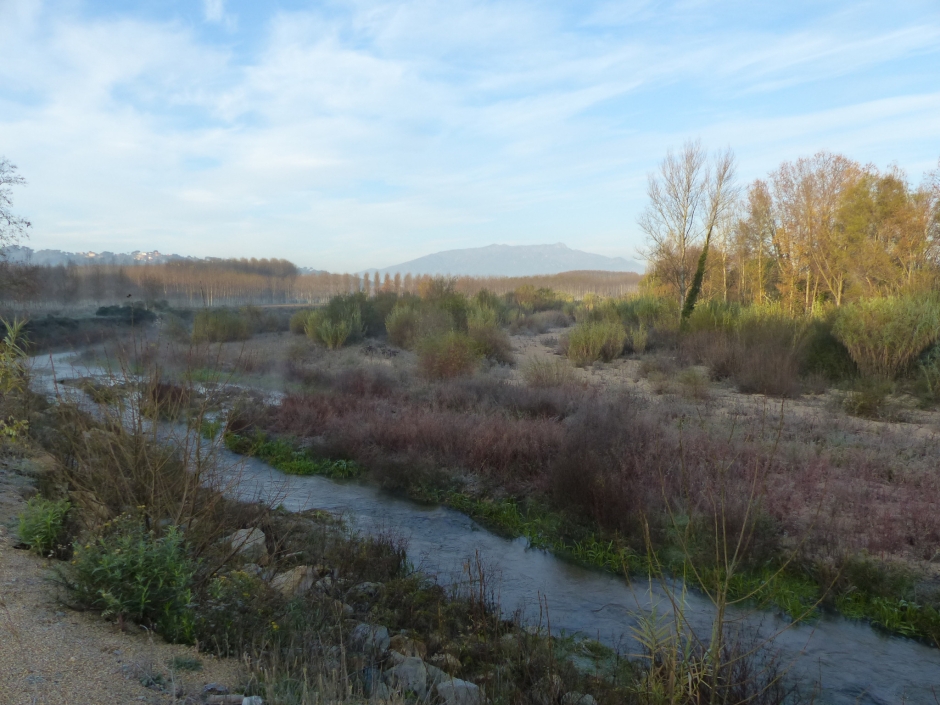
left=0, top=0, right=938, bottom=270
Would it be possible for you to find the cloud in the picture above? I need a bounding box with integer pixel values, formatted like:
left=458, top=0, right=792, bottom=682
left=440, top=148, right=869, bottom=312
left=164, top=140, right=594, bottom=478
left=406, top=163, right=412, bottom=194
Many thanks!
left=0, top=0, right=938, bottom=270
left=203, top=0, right=224, bottom=23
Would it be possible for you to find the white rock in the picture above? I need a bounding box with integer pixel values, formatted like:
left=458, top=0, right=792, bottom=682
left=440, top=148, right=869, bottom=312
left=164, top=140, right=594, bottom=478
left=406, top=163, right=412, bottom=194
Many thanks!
left=350, top=623, right=390, bottom=655
left=435, top=678, right=483, bottom=705
left=242, top=698, right=264, bottom=705
left=270, top=565, right=316, bottom=597
left=383, top=656, right=429, bottom=699
left=224, top=528, right=267, bottom=563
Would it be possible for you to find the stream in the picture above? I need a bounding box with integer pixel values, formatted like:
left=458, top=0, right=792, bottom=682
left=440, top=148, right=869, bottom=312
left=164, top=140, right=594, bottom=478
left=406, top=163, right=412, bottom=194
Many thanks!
left=30, top=352, right=940, bottom=704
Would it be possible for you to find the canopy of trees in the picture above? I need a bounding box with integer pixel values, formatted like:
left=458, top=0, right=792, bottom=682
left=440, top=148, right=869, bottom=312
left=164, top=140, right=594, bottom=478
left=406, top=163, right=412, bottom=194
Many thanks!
left=644, top=150, right=940, bottom=313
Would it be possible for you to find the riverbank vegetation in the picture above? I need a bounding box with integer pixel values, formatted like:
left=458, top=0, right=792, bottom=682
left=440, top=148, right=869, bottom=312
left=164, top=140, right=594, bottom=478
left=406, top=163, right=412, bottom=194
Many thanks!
left=2, top=321, right=809, bottom=704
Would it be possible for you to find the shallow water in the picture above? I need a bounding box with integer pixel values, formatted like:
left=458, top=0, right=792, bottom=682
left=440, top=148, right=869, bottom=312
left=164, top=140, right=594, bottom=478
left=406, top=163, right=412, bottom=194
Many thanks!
left=31, top=352, right=940, bottom=704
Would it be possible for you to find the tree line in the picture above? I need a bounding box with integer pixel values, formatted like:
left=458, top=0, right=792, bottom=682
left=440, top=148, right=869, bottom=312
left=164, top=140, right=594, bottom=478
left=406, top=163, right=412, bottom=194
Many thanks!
left=0, top=259, right=641, bottom=311
left=642, top=143, right=940, bottom=314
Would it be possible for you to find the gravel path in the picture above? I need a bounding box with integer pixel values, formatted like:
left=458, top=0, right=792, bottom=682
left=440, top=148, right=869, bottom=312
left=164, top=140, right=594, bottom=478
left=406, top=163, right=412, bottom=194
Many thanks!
left=0, top=454, right=244, bottom=705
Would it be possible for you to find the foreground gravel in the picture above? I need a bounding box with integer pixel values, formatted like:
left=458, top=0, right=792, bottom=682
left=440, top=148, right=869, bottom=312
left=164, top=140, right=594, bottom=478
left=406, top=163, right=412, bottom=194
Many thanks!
left=0, top=455, right=244, bottom=705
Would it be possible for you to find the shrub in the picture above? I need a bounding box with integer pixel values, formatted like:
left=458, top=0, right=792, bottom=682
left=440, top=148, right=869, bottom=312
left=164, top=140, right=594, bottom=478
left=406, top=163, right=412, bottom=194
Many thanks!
left=508, top=310, right=571, bottom=335
left=617, top=295, right=675, bottom=330
left=802, top=318, right=857, bottom=381
left=417, top=332, right=482, bottom=379
left=289, top=309, right=317, bottom=335
left=315, top=318, right=352, bottom=349
left=18, top=497, right=70, bottom=556
left=833, top=295, right=940, bottom=379
left=521, top=358, right=577, bottom=388
left=843, top=377, right=897, bottom=420
left=304, top=306, right=361, bottom=349
left=626, top=324, right=649, bottom=354
left=70, top=516, right=196, bottom=643
left=566, top=320, right=625, bottom=366
left=677, top=367, right=710, bottom=399
left=468, top=324, right=515, bottom=365
left=192, top=309, right=251, bottom=343
left=386, top=305, right=421, bottom=349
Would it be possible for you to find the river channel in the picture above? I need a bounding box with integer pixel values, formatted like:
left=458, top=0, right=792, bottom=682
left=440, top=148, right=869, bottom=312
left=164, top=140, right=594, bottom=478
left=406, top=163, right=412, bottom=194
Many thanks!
left=31, top=352, right=940, bottom=704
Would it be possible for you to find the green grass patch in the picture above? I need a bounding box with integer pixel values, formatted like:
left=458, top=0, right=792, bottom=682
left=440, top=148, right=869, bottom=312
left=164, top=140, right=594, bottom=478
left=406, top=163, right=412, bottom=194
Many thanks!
left=837, top=593, right=940, bottom=643
left=18, top=497, right=70, bottom=556
left=224, top=432, right=363, bottom=480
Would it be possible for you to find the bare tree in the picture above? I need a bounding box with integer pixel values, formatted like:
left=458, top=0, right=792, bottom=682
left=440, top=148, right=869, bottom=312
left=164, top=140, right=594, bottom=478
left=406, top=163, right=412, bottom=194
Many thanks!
left=639, top=140, right=737, bottom=314
left=0, top=157, right=31, bottom=252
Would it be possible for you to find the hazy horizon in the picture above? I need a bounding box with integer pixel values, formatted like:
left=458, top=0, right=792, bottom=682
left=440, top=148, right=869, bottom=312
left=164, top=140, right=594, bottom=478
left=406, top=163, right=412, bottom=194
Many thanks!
left=2, top=0, right=939, bottom=271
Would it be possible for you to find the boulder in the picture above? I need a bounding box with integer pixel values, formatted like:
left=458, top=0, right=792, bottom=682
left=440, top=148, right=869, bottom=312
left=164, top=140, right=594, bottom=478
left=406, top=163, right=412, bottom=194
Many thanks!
left=429, top=652, right=460, bottom=674
left=271, top=565, right=316, bottom=597
left=435, top=678, right=484, bottom=705
left=347, top=581, right=384, bottom=601
left=350, top=623, right=390, bottom=656
left=383, top=656, right=428, bottom=700
left=224, top=528, right=267, bottom=563
left=389, top=634, right=427, bottom=659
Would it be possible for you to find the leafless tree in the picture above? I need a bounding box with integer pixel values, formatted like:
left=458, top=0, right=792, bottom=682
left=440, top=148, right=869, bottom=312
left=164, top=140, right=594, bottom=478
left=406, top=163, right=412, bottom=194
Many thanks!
left=639, top=140, right=738, bottom=312
left=0, top=157, right=31, bottom=252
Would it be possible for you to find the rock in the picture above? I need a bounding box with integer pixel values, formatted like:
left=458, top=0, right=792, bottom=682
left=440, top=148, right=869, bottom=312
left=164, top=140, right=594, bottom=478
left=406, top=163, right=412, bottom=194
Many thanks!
left=370, top=682, right=392, bottom=702
left=224, top=528, right=267, bottom=563
left=426, top=663, right=449, bottom=687
left=315, top=576, right=335, bottom=592
left=203, top=683, right=229, bottom=695
left=429, top=652, right=460, bottom=674
left=350, top=623, right=390, bottom=656
left=561, top=693, right=597, bottom=705
left=206, top=696, right=244, bottom=705
left=347, top=581, right=384, bottom=601
left=387, top=650, right=407, bottom=666
left=383, top=656, right=428, bottom=699
left=270, top=565, right=316, bottom=597
left=389, top=634, right=427, bottom=659
left=435, top=678, right=484, bottom=705
left=242, top=697, right=264, bottom=705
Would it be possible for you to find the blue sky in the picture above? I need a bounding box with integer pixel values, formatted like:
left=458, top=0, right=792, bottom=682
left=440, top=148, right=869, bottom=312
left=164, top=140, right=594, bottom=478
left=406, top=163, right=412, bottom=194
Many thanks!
left=2, top=0, right=939, bottom=272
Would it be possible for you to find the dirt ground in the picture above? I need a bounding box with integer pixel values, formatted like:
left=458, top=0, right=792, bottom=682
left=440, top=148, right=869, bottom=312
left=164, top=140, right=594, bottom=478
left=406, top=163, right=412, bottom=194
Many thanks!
left=0, top=452, right=245, bottom=705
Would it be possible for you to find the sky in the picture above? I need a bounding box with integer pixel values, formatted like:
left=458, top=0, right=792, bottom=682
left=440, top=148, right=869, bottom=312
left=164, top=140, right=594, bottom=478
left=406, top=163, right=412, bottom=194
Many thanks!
left=1, top=0, right=939, bottom=272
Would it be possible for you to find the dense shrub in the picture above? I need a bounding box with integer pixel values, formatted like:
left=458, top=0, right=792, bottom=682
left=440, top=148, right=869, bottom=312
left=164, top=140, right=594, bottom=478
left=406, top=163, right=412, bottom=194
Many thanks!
left=801, top=318, right=857, bottom=381
left=508, top=310, right=571, bottom=335
left=417, top=331, right=482, bottom=379
left=385, top=305, right=421, bottom=348
left=18, top=497, right=70, bottom=556
left=522, top=358, right=577, bottom=388
left=833, top=295, right=940, bottom=379
left=70, top=516, right=197, bottom=643
left=681, top=306, right=809, bottom=397
left=617, top=295, right=675, bottom=331
left=468, top=324, right=515, bottom=364
left=95, top=305, right=157, bottom=324
left=566, top=320, right=625, bottom=366
left=192, top=309, right=251, bottom=343
left=289, top=309, right=314, bottom=335
left=304, top=305, right=362, bottom=349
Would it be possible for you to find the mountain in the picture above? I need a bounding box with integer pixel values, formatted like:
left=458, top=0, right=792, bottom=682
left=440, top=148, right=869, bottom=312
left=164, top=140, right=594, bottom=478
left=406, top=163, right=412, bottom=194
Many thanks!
left=373, top=243, right=644, bottom=277
left=1, top=246, right=190, bottom=267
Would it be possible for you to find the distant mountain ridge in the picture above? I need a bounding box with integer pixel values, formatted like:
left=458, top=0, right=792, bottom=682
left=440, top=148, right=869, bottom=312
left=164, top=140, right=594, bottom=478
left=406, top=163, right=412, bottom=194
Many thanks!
left=1, top=246, right=190, bottom=267
left=373, top=243, right=644, bottom=277
left=1, top=246, right=325, bottom=274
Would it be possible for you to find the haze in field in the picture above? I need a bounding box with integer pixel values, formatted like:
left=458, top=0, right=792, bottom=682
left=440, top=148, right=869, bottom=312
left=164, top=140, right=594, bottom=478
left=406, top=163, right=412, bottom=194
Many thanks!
left=2, top=1, right=939, bottom=271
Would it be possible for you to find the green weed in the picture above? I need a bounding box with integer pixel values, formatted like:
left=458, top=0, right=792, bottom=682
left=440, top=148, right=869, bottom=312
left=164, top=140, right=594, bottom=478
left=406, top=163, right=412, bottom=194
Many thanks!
left=18, top=497, right=70, bottom=556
